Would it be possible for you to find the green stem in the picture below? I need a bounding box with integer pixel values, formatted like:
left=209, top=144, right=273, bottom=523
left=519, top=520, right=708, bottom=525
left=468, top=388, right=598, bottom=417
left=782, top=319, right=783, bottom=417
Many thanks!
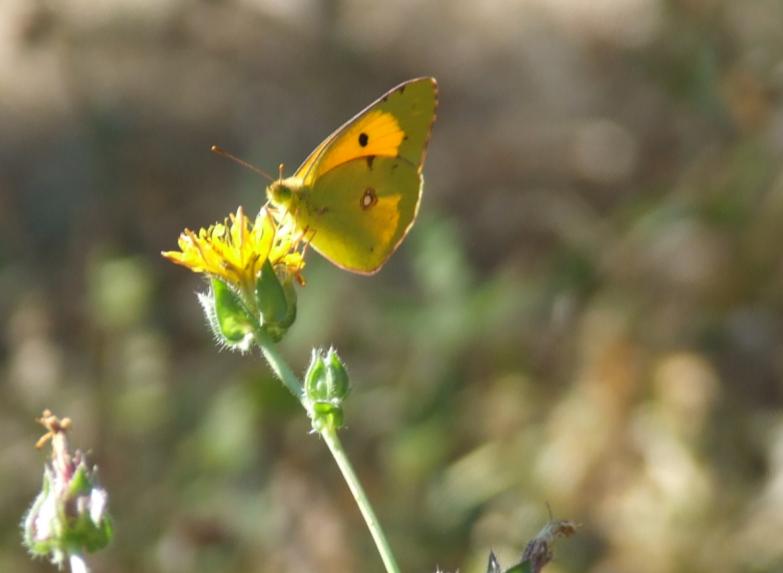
left=253, top=328, right=304, bottom=401
left=252, top=329, right=401, bottom=573
left=321, top=427, right=401, bottom=573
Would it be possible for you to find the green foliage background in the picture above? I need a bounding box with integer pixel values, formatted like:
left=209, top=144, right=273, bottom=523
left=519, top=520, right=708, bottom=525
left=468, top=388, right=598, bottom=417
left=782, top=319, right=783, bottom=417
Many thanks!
left=2, top=1, right=783, bottom=572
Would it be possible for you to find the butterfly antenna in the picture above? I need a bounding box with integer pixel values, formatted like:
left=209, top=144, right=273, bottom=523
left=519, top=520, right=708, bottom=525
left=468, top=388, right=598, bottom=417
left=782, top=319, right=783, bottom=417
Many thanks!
left=278, top=163, right=285, bottom=182
left=211, top=145, right=275, bottom=182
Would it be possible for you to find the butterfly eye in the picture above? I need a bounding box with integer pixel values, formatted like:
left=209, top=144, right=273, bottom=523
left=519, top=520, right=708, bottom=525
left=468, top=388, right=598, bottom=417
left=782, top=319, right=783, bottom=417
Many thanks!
left=267, top=181, right=293, bottom=208
left=360, top=187, right=378, bottom=210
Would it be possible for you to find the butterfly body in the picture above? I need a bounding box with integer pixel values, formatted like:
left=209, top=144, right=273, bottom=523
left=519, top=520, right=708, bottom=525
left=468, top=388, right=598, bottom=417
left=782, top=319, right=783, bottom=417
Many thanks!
left=266, top=77, right=437, bottom=275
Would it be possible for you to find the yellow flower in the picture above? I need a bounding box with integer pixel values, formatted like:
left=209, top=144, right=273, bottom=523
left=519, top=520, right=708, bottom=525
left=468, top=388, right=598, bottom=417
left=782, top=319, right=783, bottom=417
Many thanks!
left=162, top=206, right=304, bottom=294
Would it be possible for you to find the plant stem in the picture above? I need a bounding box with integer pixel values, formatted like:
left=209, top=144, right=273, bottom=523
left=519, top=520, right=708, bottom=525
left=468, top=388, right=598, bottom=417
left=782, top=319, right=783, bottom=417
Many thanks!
left=321, top=426, right=401, bottom=573
left=69, top=553, right=90, bottom=573
left=253, top=330, right=401, bottom=573
left=253, top=328, right=304, bottom=401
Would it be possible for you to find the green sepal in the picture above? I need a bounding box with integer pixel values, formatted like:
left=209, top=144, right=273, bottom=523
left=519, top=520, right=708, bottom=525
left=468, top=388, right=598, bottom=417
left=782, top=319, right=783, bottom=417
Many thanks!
left=504, top=563, right=532, bottom=573
left=486, top=551, right=502, bottom=573
left=62, top=464, right=113, bottom=553
left=324, top=349, right=350, bottom=402
left=279, top=275, right=298, bottom=327
left=207, top=278, right=254, bottom=347
left=304, top=349, right=328, bottom=401
left=256, top=260, right=287, bottom=325
left=22, top=467, right=54, bottom=558
left=310, top=401, right=344, bottom=433
left=255, top=260, right=297, bottom=341
left=485, top=550, right=532, bottom=573
left=68, top=461, right=91, bottom=496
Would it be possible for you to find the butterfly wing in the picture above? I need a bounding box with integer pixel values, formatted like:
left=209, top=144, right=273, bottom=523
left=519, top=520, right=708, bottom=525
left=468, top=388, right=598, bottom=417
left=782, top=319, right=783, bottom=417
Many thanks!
left=298, top=156, right=422, bottom=274
left=294, top=77, right=437, bottom=185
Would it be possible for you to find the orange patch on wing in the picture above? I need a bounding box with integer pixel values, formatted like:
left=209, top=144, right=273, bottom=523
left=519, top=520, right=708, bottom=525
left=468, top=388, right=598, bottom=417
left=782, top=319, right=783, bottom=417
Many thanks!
left=367, top=194, right=401, bottom=248
left=309, top=110, right=404, bottom=181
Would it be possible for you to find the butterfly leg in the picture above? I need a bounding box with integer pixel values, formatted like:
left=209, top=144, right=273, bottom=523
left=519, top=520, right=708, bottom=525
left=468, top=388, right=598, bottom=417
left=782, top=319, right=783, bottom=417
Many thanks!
left=300, top=227, right=318, bottom=260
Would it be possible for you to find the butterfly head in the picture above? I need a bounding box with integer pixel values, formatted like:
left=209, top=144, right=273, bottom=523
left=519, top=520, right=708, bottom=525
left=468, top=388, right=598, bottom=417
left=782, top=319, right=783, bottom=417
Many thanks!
left=266, top=176, right=304, bottom=211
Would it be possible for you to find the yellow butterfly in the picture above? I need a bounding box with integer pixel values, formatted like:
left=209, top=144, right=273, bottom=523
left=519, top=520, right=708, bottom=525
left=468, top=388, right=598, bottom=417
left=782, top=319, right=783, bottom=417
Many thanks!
left=266, top=77, right=438, bottom=275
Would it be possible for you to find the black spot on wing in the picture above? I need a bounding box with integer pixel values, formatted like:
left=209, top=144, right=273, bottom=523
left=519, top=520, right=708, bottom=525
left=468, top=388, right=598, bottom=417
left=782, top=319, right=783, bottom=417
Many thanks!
left=358, top=132, right=369, bottom=147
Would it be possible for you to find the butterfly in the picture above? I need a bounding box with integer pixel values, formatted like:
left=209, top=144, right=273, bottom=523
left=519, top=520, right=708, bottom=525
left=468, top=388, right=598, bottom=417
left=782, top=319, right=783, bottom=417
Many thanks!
left=266, top=77, right=438, bottom=275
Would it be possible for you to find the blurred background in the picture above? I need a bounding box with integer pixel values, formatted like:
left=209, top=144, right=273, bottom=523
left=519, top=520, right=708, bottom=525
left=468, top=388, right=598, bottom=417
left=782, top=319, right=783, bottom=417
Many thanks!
left=2, top=0, right=783, bottom=571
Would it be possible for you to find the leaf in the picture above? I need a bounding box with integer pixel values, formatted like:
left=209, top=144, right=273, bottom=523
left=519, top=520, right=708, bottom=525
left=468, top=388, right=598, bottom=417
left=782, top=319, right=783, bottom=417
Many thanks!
left=486, top=550, right=503, bottom=573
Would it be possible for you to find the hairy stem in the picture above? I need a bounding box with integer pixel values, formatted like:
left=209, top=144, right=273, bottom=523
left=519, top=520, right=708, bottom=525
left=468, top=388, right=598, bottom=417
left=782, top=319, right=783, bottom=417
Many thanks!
left=69, top=553, right=90, bottom=573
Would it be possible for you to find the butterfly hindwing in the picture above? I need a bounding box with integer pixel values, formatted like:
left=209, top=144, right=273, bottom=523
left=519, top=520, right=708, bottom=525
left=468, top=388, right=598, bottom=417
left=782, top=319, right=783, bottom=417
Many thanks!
left=297, top=156, right=421, bottom=274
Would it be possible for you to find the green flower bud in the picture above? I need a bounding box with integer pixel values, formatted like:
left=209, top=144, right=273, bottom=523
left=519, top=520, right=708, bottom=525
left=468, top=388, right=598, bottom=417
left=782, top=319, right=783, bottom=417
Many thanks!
left=255, top=260, right=297, bottom=342
left=304, top=348, right=351, bottom=432
left=199, top=278, right=254, bottom=352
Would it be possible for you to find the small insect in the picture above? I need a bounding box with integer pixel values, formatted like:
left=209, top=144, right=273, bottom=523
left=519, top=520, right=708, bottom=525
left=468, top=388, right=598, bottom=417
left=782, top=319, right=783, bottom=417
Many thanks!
left=262, top=77, right=438, bottom=274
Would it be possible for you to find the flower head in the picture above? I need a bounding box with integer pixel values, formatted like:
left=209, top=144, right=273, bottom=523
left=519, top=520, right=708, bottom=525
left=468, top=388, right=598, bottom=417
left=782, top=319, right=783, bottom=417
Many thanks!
left=163, top=206, right=304, bottom=344
left=23, top=410, right=113, bottom=568
left=162, top=206, right=304, bottom=294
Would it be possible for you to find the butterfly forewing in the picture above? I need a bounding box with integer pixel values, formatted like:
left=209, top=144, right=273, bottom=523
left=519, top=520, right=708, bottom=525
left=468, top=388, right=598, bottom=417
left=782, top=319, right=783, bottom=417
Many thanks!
left=296, top=77, right=437, bottom=185
left=277, top=77, right=437, bottom=274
